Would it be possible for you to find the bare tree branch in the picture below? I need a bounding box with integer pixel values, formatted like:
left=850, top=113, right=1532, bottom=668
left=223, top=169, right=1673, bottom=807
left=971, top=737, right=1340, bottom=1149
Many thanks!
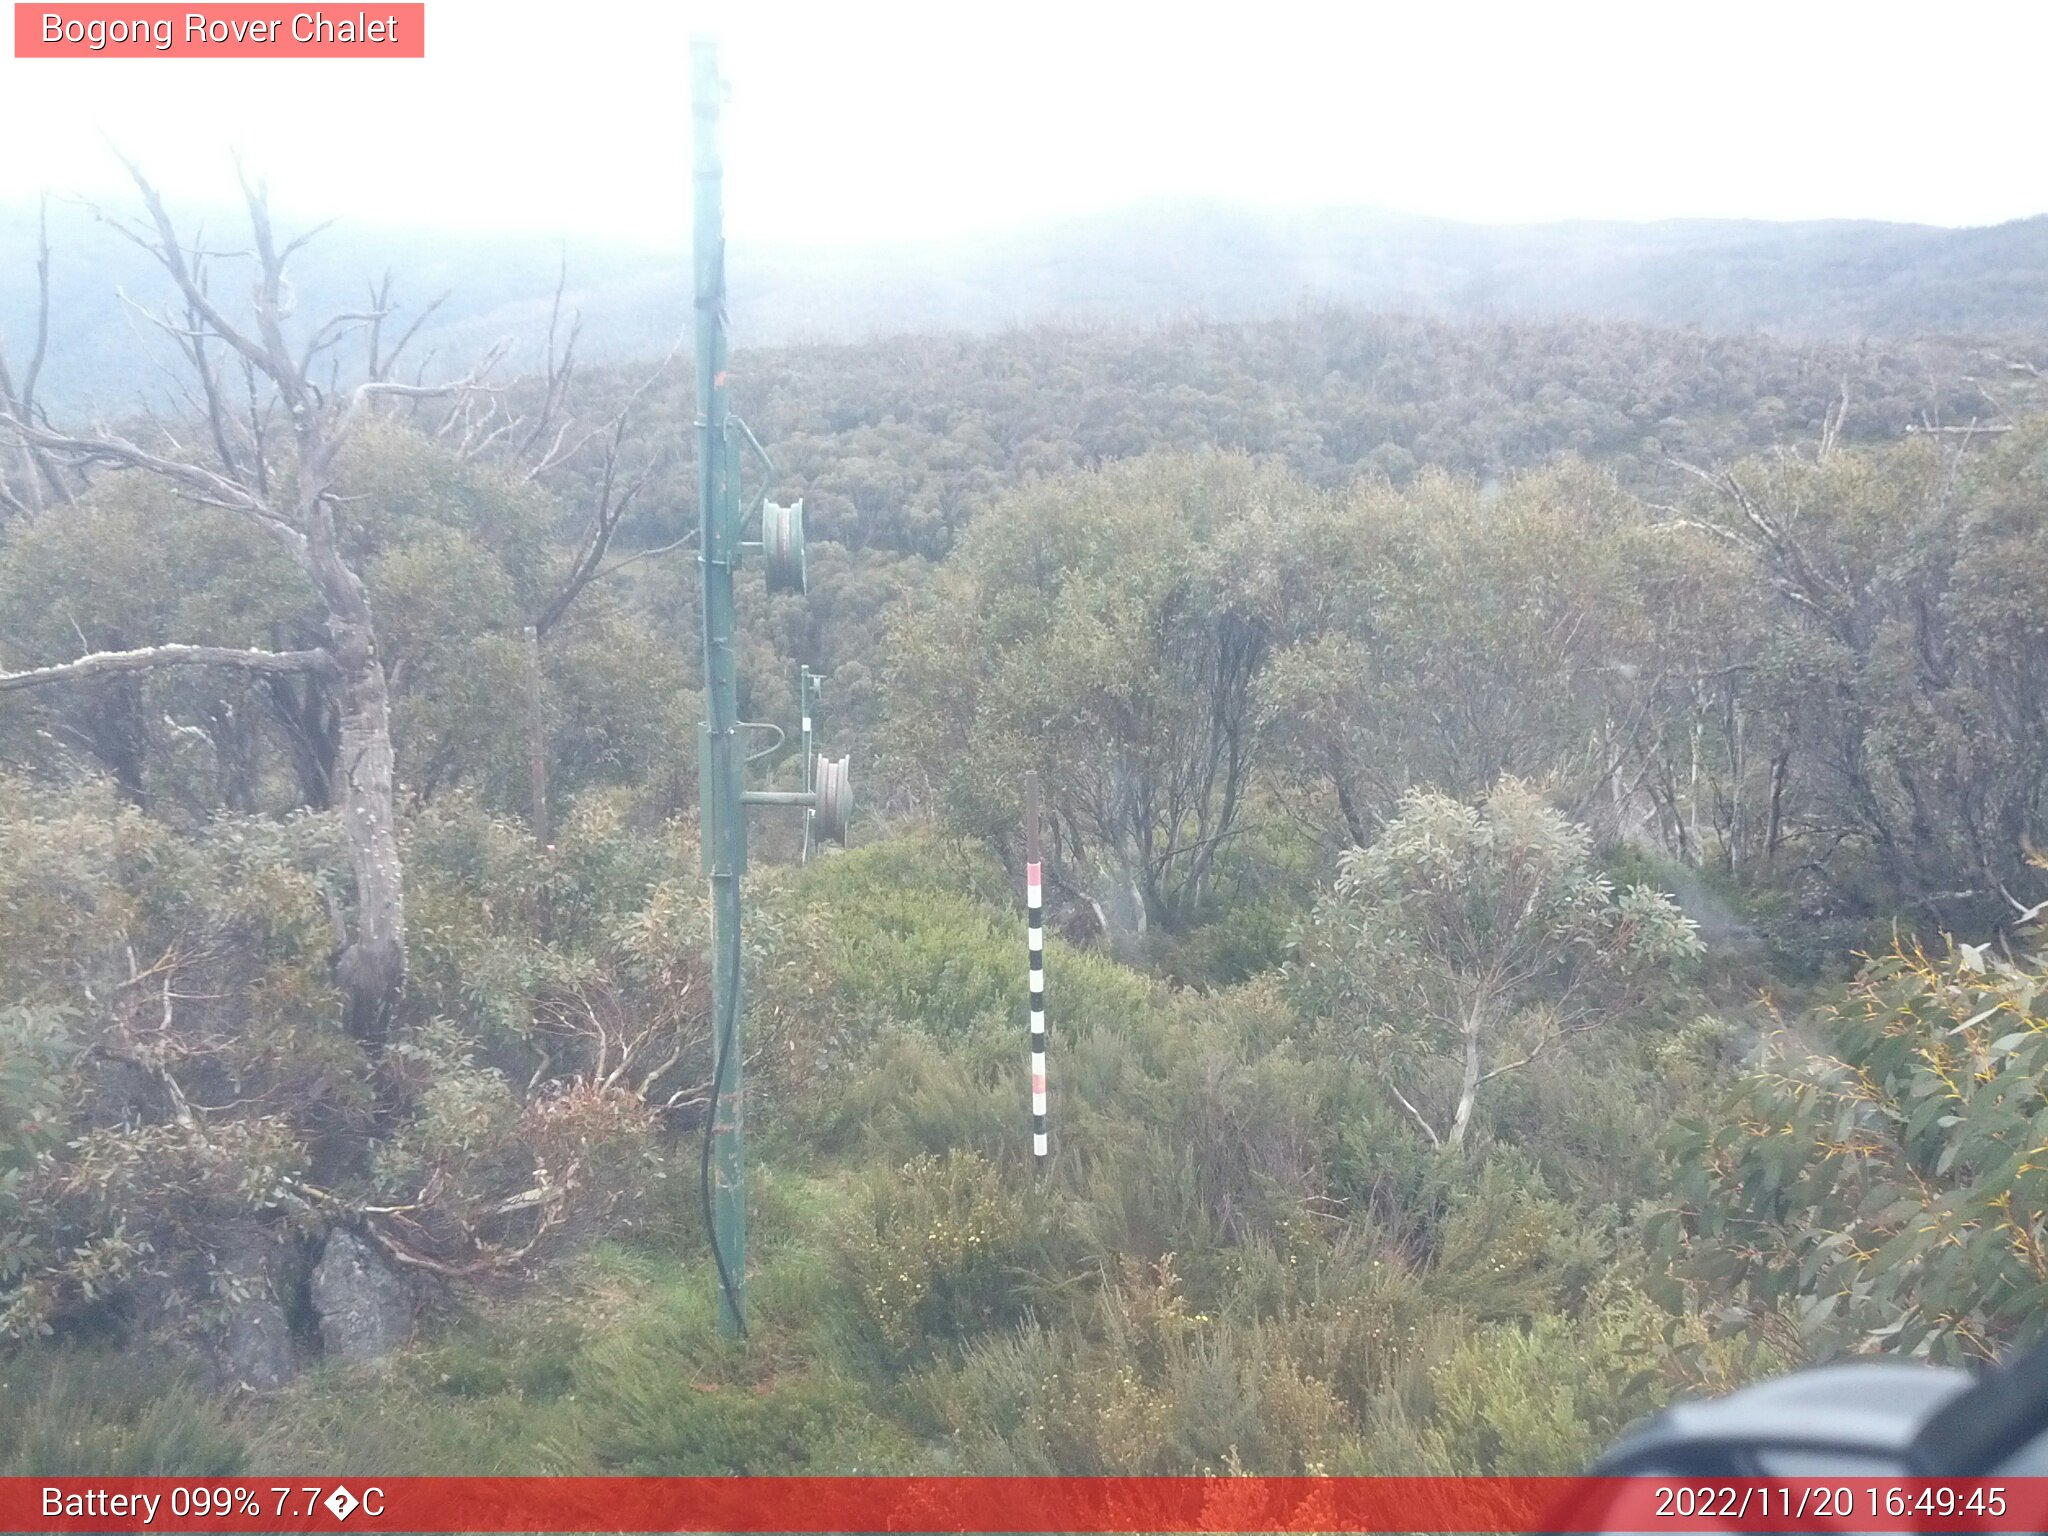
left=513, top=255, right=581, bottom=459
left=0, top=411, right=309, bottom=554
left=1386, top=1079, right=1443, bottom=1149
left=19, top=194, right=52, bottom=414
left=349, top=353, right=504, bottom=417
left=527, top=336, right=684, bottom=635
left=100, top=153, right=277, bottom=382
left=0, top=195, right=69, bottom=512
left=0, top=643, right=337, bottom=695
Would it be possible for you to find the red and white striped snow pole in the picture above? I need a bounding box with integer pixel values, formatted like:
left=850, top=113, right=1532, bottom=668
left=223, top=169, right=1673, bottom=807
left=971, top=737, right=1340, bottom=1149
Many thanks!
left=1026, top=772, right=1048, bottom=1164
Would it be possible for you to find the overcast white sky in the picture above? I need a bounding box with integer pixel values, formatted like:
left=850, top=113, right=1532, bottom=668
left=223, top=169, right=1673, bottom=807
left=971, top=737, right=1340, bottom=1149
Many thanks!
left=2, top=0, right=2045, bottom=247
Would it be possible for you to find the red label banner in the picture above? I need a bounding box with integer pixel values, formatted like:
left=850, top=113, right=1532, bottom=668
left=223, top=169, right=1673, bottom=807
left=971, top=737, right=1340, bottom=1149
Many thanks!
left=14, top=4, right=424, bottom=57
left=3, top=1476, right=2047, bottom=1533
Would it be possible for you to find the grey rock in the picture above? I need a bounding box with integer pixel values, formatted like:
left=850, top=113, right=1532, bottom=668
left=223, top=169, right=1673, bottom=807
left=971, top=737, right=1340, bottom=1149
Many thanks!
left=212, top=1223, right=296, bottom=1391
left=311, top=1228, right=412, bottom=1363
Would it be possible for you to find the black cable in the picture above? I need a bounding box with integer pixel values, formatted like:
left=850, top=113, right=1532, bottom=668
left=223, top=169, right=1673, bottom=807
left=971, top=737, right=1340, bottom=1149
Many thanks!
left=699, top=891, right=746, bottom=1336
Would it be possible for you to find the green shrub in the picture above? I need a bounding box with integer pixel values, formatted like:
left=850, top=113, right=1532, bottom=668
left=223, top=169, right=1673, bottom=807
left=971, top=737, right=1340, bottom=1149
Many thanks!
left=0, top=1004, right=72, bottom=1285
left=931, top=1309, right=1362, bottom=1475
left=0, top=1349, right=247, bottom=1475
left=576, top=1365, right=893, bottom=1474
left=1398, top=1287, right=1680, bottom=1473
left=1664, top=932, right=2048, bottom=1363
left=811, top=1027, right=1017, bottom=1164
left=1159, top=1325, right=1352, bottom=1473
left=1257, top=1240, right=1450, bottom=1419
left=920, top=1321, right=1164, bottom=1474
left=770, top=831, right=1155, bottom=1045
left=1426, top=1156, right=1610, bottom=1322
left=538, top=1248, right=912, bottom=1475
left=834, top=1150, right=1047, bottom=1359
left=1156, top=899, right=1298, bottom=988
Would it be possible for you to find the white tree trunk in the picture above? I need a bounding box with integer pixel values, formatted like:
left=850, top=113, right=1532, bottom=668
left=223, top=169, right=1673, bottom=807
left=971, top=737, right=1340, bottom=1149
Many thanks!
left=1446, top=1014, right=1484, bottom=1151
left=317, top=554, right=406, bottom=1043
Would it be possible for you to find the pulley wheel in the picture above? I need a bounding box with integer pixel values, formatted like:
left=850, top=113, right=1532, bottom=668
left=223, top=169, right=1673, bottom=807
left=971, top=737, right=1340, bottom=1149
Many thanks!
left=813, top=753, right=851, bottom=845
left=763, top=499, right=807, bottom=595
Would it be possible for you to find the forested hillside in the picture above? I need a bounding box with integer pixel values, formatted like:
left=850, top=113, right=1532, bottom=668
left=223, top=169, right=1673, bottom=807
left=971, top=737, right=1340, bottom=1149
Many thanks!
left=11, top=197, right=2048, bottom=407
left=2, top=186, right=2046, bottom=1477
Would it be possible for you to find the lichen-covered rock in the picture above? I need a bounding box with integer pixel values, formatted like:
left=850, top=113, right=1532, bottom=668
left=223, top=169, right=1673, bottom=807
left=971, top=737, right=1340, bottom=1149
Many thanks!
left=310, top=1228, right=411, bottom=1363
left=212, top=1223, right=296, bottom=1391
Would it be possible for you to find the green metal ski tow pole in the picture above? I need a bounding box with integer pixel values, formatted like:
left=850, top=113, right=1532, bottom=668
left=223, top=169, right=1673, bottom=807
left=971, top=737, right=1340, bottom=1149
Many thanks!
left=688, top=34, right=850, bottom=1343
left=692, top=33, right=747, bottom=1340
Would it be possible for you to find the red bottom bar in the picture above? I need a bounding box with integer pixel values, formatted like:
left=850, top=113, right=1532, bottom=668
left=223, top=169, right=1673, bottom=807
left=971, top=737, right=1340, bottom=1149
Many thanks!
left=5, top=1476, right=2048, bottom=1533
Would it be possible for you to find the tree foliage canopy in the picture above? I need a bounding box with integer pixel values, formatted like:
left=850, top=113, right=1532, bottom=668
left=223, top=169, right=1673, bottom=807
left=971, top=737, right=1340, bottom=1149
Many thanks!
left=1296, top=781, right=1701, bottom=1150
left=1664, top=909, right=2048, bottom=1365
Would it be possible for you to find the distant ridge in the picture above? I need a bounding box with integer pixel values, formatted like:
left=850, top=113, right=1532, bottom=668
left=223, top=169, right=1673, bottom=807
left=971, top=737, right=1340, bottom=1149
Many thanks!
left=4, top=197, right=2046, bottom=409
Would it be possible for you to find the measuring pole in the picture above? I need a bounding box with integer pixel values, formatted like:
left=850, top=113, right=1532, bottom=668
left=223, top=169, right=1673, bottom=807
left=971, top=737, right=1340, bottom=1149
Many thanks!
left=693, top=34, right=746, bottom=1338
left=800, top=667, right=817, bottom=864
left=1026, top=773, right=1048, bottom=1164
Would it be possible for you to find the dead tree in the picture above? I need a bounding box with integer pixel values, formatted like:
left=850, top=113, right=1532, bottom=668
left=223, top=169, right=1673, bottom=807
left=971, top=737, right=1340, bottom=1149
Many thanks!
left=499, top=268, right=679, bottom=844
left=0, top=161, right=500, bottom=1044
left=0, top=196, right=67, bottom=519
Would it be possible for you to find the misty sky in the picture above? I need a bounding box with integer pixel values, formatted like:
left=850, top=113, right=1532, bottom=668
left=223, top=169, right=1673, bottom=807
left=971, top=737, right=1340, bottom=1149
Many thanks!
left=2, top=0, right=2046, bottom=247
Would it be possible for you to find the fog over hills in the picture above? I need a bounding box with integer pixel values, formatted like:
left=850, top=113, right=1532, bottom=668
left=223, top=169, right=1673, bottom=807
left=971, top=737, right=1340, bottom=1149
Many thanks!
left=4, top=196, right=2047, bottom=409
